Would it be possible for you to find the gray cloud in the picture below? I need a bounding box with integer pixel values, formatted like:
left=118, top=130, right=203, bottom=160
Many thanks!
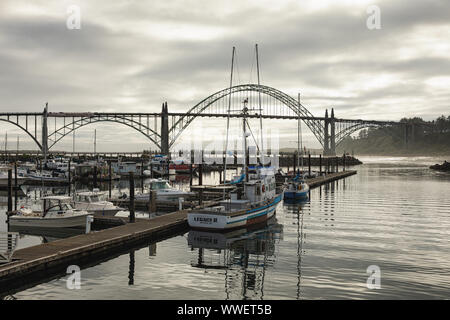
left=0, top=0, right=449, bottom=151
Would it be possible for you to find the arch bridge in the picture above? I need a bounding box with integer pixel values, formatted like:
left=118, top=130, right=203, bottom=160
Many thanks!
left=0, top=84, right=414, bottom=157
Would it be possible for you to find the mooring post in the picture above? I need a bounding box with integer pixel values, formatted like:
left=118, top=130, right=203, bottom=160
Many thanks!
left=14, top=162, right=18, bottom=211
left=343, top=153, right=346, bottom=171
left=108, top=160, right=112, bottom=199
left=308, top=153, right=311, bottom=177
left=7, top=169, right=12, bottom=212
left=93, top=165, right=98, bottom=188
left=319, top=154, right=322, bottom=176
left=293, top=151, right=296, bottom=174
left=140, top=159, right=144, bottom=193
left=68, top=158, right=71, bottom=196
left=129, top=172, right=135, bottom=223
left=198, top=161, right=203, bottom=186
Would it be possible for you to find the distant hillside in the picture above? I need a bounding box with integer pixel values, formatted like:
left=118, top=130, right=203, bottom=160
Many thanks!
left=337, top=115, right=450, bottom=156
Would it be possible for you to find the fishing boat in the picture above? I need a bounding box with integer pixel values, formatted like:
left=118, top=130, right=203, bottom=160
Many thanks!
left=283, top=93, right=310, bottom=201
left=188, top=100, right=283, bottom=231
left=26, top=170, right=67, bottom=183
left=134, top=178, right=194, bottom=201
left=283, top=173, right=310, bottom=200
left=74, top=189, right=123, bottom=216
left=8, top=196, right=91, bottom=228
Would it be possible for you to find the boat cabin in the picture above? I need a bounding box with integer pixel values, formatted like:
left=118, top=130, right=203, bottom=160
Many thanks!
left=75, top=189, right=107, bottom=203
left=41, top=196, right=75, bottom=214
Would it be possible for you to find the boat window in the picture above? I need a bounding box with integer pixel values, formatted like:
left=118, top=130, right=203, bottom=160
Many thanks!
left=152, top=181, right=170, bottom=190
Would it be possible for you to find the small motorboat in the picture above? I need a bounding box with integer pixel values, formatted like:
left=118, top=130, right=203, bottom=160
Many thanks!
left=283, top=172, right=310, bottom=200
left=8, top=196, right=91, bottom=228
left=134, top=178, right=194, bottom=201
left=74, top=189, right=123, bottom=216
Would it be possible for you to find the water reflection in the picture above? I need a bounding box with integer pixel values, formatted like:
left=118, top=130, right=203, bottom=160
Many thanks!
left=8, top=225, right=85, bottom=243
left=188, top=218, right=283, bottom=300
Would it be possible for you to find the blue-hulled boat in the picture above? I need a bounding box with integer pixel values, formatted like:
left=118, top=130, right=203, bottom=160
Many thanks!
left=283, top=172, right=310, bottom=200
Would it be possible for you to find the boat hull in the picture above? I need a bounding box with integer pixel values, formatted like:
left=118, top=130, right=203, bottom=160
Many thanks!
left=9, top=213, right=90, bottom=228
left=284, top=190, right=309, bottom=200
left=188, top=193, right=282, bottom=231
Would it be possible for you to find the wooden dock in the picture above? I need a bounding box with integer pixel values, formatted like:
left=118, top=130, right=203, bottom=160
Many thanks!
left=306, top=170, right=357, bottom=188
left=0, top=170, right=356, bottom=294
left=0, top=210, right=190, bottom=290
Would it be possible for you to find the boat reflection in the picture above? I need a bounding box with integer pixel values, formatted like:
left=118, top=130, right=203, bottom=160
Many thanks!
left=188, top=217, right=283, bottom=300
left=8, top=225, right=85, bottom=243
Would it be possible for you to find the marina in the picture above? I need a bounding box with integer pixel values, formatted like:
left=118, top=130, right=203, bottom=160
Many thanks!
left=1, top=1, right=450, bottom=304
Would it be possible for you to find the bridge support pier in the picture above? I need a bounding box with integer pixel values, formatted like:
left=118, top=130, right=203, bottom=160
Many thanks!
left=330, top=108, right=336, bottom=156
left=161, top=102, right=169, bottom=155
left=323, top=109, right=330, bottom=155
left=42, top=103, right=49, bottom=164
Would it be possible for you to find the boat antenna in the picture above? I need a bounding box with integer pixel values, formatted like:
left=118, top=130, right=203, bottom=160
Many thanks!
left=223, top=46, right=235, bottom=199
left=256, top=44, right=264, bottom=164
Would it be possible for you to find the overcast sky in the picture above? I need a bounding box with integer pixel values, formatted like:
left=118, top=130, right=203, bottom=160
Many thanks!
left=0, top=0, right=449, bottom=152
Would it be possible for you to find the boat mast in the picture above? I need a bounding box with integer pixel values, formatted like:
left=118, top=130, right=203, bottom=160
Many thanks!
left=243, top=103, right=248, bottom=190
left=256, top=44, right=264, bottom=164
left=223, top=46, right=235, bottom=199
left=298, top=93, right=303, bottom=170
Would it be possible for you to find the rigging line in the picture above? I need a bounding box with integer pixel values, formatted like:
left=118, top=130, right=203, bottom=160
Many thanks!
left=245, top=118, right=261, bottom=155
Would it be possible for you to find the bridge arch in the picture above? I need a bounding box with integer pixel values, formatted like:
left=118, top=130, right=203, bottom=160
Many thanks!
left=335, top=122, right=403, bottom=147
left=168, top=84, right=324, bottom=148
left=0, top=118, right=42, bottom=150
left=48, top=115, right=161, bottom=150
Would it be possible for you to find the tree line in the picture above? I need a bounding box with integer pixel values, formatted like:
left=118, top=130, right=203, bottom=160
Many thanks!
left=337, top=115, right=450, bottom=155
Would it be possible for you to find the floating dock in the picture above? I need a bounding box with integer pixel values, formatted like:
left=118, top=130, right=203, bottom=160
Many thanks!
left=0, top=170, right=356, bottom=294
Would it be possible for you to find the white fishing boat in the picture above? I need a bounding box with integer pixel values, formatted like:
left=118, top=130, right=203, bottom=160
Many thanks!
left=8, top=196, right=91, bottom=228
left=188, top=166, right=282, bottom=231
left=26, top=170, right=67, bottom=182
left=74, top=189, right=123, bottom=216
left=188, top=93, right=283, bottom=231
left=134, top=178, right=193, bottom=201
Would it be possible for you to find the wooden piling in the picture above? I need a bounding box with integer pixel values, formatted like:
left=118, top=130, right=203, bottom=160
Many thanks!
left=198, top=163, right=203, bottom=186
left=14, top=162, right=17, bottom=211
left=293, top=151, right=296, bottom=174
left=108, top=161, right=112, bottom=198
left=68, top=158, right=71, bottom=196
left=319, top=154, right=322, bottom=176
left=129, top=172, right=135, bottom=223
left=7, top=169, right=12, bottom=212
left=343, top=153, right=346, bottom=171
left=308, top=153, right=311, bottom=177
left=189, top=163, right=193, bottom=186
left=93, top=165, right=98, bottom=188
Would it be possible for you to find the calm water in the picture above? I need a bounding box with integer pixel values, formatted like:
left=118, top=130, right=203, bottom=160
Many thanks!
left=2, top=156, right=450, bottom=299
